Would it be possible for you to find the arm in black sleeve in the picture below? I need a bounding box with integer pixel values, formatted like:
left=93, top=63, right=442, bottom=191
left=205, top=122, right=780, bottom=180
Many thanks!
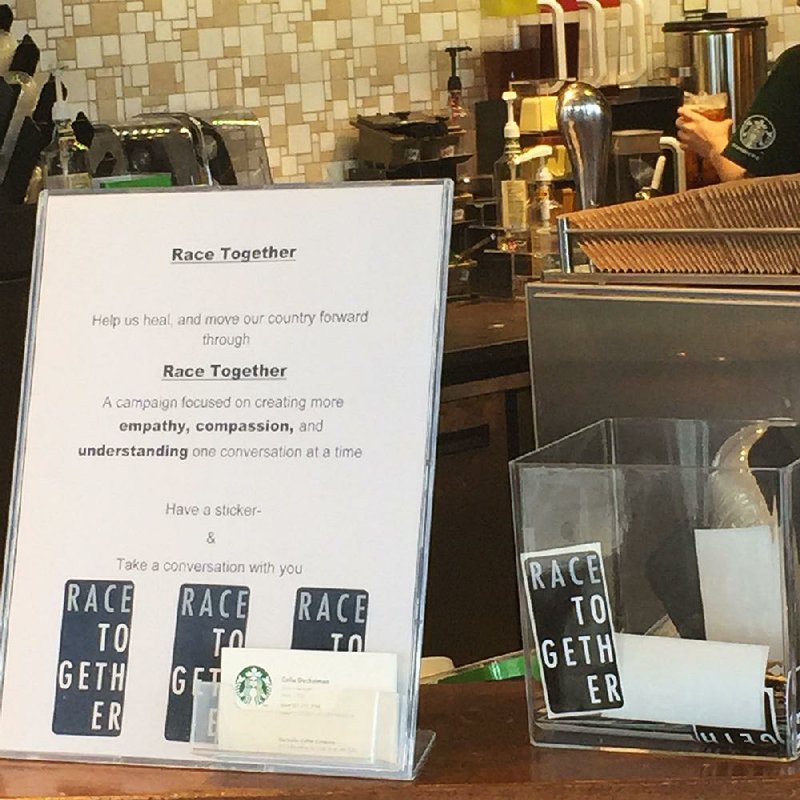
left=723, top=45, right=800, bottom=177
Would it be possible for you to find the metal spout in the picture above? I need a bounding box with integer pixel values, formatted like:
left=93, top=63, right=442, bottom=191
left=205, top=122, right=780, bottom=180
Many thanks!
left=556, top=82, right=611, bottom=209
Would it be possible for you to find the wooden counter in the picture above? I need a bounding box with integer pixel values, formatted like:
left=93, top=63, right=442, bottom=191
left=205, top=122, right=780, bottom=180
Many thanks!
left=1, top=681, right=798, bottom=799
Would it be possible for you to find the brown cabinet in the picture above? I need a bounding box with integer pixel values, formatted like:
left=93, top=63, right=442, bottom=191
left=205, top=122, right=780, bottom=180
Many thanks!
left=423, top=372, right=532, bottom=666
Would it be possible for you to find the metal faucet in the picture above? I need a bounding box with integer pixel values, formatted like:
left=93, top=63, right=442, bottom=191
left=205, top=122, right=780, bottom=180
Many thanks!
left=556, top=82, right=611, bottom=210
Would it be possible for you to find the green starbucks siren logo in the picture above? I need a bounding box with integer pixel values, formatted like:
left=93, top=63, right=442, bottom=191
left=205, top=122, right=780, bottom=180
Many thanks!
left=235, top=665, right=272, bottom=706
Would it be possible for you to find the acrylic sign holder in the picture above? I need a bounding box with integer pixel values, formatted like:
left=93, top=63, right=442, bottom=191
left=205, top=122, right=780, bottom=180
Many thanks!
left=0, top=182, right=452, bottom=779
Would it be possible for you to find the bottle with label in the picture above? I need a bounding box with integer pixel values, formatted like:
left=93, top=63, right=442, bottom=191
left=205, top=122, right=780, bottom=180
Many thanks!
left=0, top=5, right=15, bottom=76
left=529, top=146, right=561, bottom=274
left=41, top=69, right=91, bottom=189
left=443, top=45, right=472, bottom=123
left=493, top=90, right=528, bottom=252
left=0, top=34, right=40, bottom=182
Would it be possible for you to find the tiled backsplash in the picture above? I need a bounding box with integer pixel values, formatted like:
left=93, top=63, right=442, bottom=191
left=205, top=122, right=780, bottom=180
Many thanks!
left=10, top=0, right=800, bottom=182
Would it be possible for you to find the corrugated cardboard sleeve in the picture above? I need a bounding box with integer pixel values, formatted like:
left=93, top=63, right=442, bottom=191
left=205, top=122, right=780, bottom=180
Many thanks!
left=563, top=174, right=800, bottom=274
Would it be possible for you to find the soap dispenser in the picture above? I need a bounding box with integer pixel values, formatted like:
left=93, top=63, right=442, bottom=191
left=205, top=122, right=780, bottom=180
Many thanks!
left=41, top=69, right=91, bottom=189
left=493, top=90, right=528, bottom=252
left=0, top=5, right=15, bottom=76
left=524, top=145, right=561, bottom=273
left=510, top=144, right=559, bottom=273
left=0, top=35, right=41, bottom=181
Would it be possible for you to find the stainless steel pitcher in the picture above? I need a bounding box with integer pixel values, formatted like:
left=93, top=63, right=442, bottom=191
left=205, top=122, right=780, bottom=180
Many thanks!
left=663, top=14, right=768, bottom=126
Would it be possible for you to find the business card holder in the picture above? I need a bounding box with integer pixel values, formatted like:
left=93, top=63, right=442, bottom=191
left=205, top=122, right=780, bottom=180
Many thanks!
left=510, top=417, right=800, bottom=760
left=189, top=678, right=435, bottom=779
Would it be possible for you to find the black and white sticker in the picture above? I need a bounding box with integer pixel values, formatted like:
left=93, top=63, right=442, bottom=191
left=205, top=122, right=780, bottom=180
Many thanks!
left=164, top=583, right=249, bottom=742
left=693, top=686, right=784, bottom=754
left=291, top=587, right=369, bottom=652
left=52, top=579, right=134, bottom=737
left=521, top=543, right=623, bottom=717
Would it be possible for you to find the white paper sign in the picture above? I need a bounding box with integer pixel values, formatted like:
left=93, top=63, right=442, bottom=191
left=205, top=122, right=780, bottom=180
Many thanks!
left=604, top=633, right=768, bottom=730
left=0, top=183, right=450, bottom=774
left=695, top=525, right=785, bottom=662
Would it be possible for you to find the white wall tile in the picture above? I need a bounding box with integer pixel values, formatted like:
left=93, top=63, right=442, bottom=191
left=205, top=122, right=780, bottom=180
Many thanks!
left=131, top=64, right=149, bottom=86
left=352, top=18, right=376, bottom=46
left=75, top=36, right=103, bottom=69
left=288, top=123, right=311, bottom=153
left=198, top=28, right=224, bottom=58
left=154, top=21, right=172, bottom=41
left=185, top=89, right=211, bottom=109
left=299, top=50, right=323, bottom=80
left=118, top=12, right=137, bottom=34
left=136, top=12, right=154, bottom=32
left=240, top=24, right=266, bottom=55
left=72, top=5, right=91, bottom=27
left=409, top=71, right=432, bottom=101
left=102, top=35, right=120, bottom=56
left=223, top=27, right=241, bottom=46
left=120, top=33, right=147, bottom=64
left=420, top=13, right=444, bottom=42
left=161, top=0, right=189, bottom=21
left=196, top=0, right=214, bottom=17
left=184, top=59, right=211, bottom=91
left=301, top=81, right=325, bottom=110
left=35, top=0, right=63, bottom=28
left=312, top=20, right=337, bottom=49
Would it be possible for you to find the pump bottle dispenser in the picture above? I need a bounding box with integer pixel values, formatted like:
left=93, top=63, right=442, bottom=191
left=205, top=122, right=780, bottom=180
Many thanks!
left=0, top=6, right=15, bottom=77
left=512, top=144, right=559, bottom=272
left=493, top=90, right=529, bottom=252
left=443, top=45, right=472, bottom=122
left=531, top=148, right=561, bottom=273
left=41, top=70, right=90, bottom=189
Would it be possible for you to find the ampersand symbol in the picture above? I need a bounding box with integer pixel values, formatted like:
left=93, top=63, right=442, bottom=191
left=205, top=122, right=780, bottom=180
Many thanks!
left=206, top=532, right=216, bottom=544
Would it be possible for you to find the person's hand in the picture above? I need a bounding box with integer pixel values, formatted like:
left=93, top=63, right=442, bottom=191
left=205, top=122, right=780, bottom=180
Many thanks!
left=676, top=106, right=733, bottom=159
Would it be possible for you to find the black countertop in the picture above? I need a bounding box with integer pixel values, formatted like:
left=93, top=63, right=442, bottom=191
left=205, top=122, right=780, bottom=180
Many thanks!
left=442, top=298, right=530, bottom=386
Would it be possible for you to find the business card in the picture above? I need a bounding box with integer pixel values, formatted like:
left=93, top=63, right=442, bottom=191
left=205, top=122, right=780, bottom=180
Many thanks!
left=217, top=647, right=399, bottom=763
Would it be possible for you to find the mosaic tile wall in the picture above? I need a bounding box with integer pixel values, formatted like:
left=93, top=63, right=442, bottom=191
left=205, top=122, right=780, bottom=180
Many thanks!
left=9, top=0, right=800, bottom=182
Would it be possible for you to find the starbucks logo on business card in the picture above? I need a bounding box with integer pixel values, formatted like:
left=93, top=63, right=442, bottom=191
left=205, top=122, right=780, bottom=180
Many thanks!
left=235, top=665, right=272, bottom=707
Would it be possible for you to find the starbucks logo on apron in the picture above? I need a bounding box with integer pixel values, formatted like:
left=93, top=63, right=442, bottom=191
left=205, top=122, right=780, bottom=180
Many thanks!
left=739, top=115, right=776, bottom=151
left=235, top=665, right=272, bottom=706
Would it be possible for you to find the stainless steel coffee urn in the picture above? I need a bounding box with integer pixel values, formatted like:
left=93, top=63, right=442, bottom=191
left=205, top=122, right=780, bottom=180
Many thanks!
left=663, top=13, right=768, bottom=125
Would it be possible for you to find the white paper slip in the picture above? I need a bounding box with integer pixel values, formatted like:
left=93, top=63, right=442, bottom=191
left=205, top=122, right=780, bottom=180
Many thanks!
left=603, top=633, right=768, bottom=730
left=217, top=648, right=399, bottom=763
left=695, top=525, right=785, bottom=662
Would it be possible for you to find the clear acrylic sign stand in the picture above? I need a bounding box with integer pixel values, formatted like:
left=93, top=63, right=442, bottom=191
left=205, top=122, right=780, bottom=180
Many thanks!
left=0, top=182, right=451, bottom=780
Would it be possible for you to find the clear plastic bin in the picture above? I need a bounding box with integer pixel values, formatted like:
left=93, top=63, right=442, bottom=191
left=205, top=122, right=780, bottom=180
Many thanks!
left=510, top=418, right=800, bottom=760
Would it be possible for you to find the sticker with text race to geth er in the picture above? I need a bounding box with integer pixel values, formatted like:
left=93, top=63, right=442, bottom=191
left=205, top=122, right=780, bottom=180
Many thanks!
left=522, top=543, right=624, bottom=717
left=52, top=579, right=135, bottom=737
left=693, top=686, right=785, bottom=755
left=164, top=583, right=249, bottom=742
left=291, top=587, right=369, bottom=652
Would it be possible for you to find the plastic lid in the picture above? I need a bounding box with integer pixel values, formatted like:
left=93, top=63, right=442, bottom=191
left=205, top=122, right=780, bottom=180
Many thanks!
left=663, top=14, right=767, bottom=33
left=502, top=90, right=519, bottom=139
left=0, top=5, right=13, bottom=32
left=9, top=34, right=39, bottom=76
